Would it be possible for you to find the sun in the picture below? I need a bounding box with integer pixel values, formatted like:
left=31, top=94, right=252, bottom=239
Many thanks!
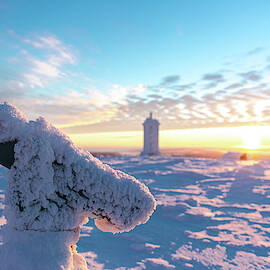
left=240, top=127, right=263, bottom=149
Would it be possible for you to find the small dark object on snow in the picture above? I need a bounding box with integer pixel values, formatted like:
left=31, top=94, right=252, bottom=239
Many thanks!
left=240, top=153, right=248, bottom=160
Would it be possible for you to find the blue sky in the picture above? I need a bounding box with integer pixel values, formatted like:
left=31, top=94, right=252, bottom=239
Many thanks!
left=1, top=0, right=270, bottom=142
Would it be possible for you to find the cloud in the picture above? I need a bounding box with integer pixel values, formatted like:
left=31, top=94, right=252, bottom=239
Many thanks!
left=201, top=72, right=225, bottom=89
left=147, top=94, right=163, bottom=99
left=202, top=73, right=224, bottom=81
left=23, top=74, right=44, bottom=88
left=24, top=35, right=75, bottom=64
left=169, top=82, right=196, bottom=92
left=225, top=83, right=243, bottom=90
left=239, top=71, right=261, bottom=81
left=16, top=34, right=77, bottom=88
left=160, top=75, right=180, bottom=85
left=132, top=84, right=146, bottom=95
left=61, top=118, right=141, bottom=134
left=30, top=59, right=62, bottom=78
left=246, top=47, right=264, bottom=56
left=0, top=81, right=27, bottom=101
left=10, top=71, right=270, bottom=133
left=2, top=38, right=270, bottom=134
left=5, top=72, right=270, bottom=134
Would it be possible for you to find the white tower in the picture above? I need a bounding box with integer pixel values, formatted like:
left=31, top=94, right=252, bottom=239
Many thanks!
left=141, top=112, right=160, bottom=156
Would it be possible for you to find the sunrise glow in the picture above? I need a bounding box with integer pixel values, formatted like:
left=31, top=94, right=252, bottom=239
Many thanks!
left=2, top=1, right=270, bottom=156
left=67, top=125, right=270, bottom=153
left=239, top=127, right=263, bottom=149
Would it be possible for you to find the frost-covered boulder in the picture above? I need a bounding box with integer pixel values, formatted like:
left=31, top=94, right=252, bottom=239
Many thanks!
left=0, top=102, right=156, bottom=270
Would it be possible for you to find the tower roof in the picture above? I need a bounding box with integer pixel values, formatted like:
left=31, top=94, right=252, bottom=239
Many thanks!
left=143, top=112, right=160, bottom=126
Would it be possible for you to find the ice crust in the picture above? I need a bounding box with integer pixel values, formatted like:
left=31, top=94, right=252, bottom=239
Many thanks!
left=0, top=102, right=156, bottom=233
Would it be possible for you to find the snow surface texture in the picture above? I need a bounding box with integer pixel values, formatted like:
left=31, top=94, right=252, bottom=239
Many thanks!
left=1, top=154, right=270, bottom=269
left=52, top=155, right=269, bottom=269
left=0, top=102, right=156, bottom=233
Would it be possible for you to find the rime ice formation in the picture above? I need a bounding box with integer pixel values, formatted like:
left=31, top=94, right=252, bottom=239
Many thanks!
left=0, top=102, right=156, bottom=269
left=141, top=112, right=160, bottom=156
left=0, top=102, right=156, bottom=233
left=1, top=227, right=86, bottom=270
left=0, top=102, right=27, bottom=143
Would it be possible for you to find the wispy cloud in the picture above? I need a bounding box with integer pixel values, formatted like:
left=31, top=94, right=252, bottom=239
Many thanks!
left=225, top=83, right=243, bottom=90
left=2, top=33, right=77, bottom=90
left=59, top=81, right=270, bottom=133
left=246, top=47, right=264, bottom=56
left=23, top=35, right=75, bottom=64
left=23, top=35, right=75, bottom=85
left=202, top=73, right=224, bottom=81
left=23, top=73, right=44, bottom=88
left=239, top=71, right=261, bottom=81
left=2, top=31, right=270, bottom=134
left=201, top=73, right=225, bottom=89
left=160, top=75, right=180, bottom=85
left=30, top=59, right=63, bottom=78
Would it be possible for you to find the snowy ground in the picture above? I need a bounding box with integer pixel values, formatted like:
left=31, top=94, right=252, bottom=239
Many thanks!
left=1, top=155, right=270, bottom=269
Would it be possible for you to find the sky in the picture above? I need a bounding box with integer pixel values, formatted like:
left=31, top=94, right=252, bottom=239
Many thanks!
left=1, top=0, right=270, bottom=152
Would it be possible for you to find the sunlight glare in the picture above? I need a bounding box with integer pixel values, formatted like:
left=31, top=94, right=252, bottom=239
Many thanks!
left=240, top=127, right=263, bottom=149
